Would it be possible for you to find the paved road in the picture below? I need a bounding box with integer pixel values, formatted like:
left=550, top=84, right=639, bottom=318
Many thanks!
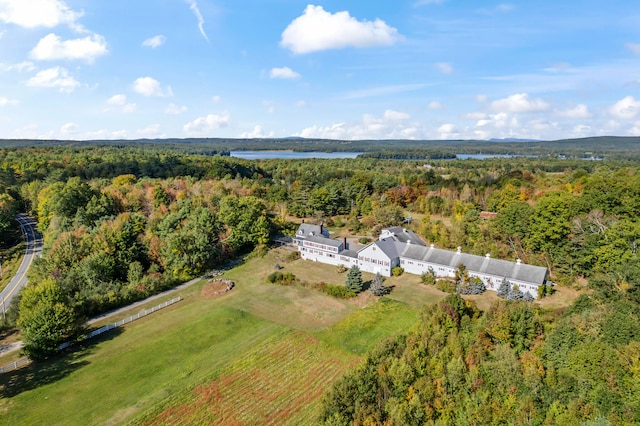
left=0, top=214, right=43, bottom=316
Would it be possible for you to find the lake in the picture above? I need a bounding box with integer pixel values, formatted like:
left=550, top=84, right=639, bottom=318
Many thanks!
left=230, top=150, right=363, bottom=160
left=455, top=153, right=538, bottom=160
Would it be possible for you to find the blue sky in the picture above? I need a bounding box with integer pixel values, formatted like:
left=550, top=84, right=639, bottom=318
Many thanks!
left=1, top=0, right=639, bottom=140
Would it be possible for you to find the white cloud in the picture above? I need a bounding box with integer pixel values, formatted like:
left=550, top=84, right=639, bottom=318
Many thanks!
left=609, top=96, right=640, bottom=119
left=475, top=112, right=521, bottom=139
left=490, top=93, right=549, bottom=113
left=137, top=124, right=165, bottom=138
left=183, top=112, right=230, bottom=136
left=295, top=110, right=424, bottom=140
left=295, top=100, right=306, bottom=107
left=165, top=103, right=187, bottom=115
left=428, top=101, right=444, bottom=110
left=437, top=123, right=460, bottom=139
left=466, top=112, right=487, bottom=120
left=211, top=95, right=221, bottom=103
left=280, top=5, right=402, bottom=54
left=0, top=0, right=82, bottom=29
left=269, top=66, right=301, bottom=79
left=122, top=103, right=136, bottom=113
left=184, top=0, right=209, bottom=42
left=557, top=104, right=591, bottom=119
left=436, top=62, right=453, bottom=74
left=30, top=33, right=108, bottom=62
left=132, top=77, right=172, bottom=97
left=60, top=122, right=77, bottom=134
left=626, top=43, right=640, bottom=56
left=630, top=121, right=640, bottom=136
left=0, top=61, right=35, bottom=72
left=142, top=35, right=166, bottom=48
left=239, top=125, right=274, bottom=138
left=0, top=96, right=18, bottom=106
left=107, top=94, right=126, bottom=105
left=475, top=94, right=488, bottom=103
left=383, top=109, right=410, bottom=121
left=26, top=66, right=79, bottom=93
left=106, top=94, right=135, bottom=113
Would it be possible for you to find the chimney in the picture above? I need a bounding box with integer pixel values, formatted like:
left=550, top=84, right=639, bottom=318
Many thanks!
left=344, top=237, right=347, bottom=249
left=516, top=258, right=521, bottom=265
left=301, top=219, right=305, bottom=224
left=457, top=246, right=462, bottom=254
left=430, top=243, right=435, bottom=249
left=407, top=240, right=411, bottom=245
left=485, top=253, right=490, bottom=258
left=320, top=222, right=323, bottom=235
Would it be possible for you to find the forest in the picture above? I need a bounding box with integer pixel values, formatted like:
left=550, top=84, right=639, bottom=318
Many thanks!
left=0, top=139, right=639, bottom=423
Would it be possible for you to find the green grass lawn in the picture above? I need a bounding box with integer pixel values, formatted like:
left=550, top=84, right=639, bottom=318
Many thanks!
left=0, top=249, right=449, bottom=425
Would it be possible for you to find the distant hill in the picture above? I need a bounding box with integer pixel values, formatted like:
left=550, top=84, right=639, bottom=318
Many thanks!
left=489, top=138, right=541, bottom=142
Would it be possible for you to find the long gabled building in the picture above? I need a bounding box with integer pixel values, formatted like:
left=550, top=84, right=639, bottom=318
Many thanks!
left=294, top=224, right=549, bottom=298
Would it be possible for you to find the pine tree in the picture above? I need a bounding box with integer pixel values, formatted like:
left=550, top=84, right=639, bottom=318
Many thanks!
left=369, top=272, right=387, bottom=296
left=509, top=284, right=524, bottom=300
left=497, top=279, right=511, bottom=299
left=523, top=291, right=535, bottom=302
left=345, top=265, right=364, bottom=293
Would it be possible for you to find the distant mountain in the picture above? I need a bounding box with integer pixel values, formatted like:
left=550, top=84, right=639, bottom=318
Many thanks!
left=489, top=138, right=541, bottom=143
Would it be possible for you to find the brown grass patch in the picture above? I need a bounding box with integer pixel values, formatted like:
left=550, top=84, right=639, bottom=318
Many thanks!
left=145, top=332, right=359, bottom=425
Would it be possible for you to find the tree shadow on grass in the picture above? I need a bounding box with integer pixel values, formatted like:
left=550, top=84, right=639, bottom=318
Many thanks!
left=0, top=327, right=123, bottom=398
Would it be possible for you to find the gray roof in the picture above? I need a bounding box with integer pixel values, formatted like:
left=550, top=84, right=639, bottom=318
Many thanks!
left=359, top=238, right=404, bottom=260
left=304, top=235, right=343, bottom=248
left=295, top=223, right=329, bottom=239
left=399, top=244, right=547, bottom=285
left=380, top=226, right=426, bottom=246
left=340, top=250, right=359, bottom=259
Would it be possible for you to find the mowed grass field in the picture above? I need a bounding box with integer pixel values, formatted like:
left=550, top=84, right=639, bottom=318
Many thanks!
left=0, top=248, right=439, bottom=425
left=0, top=246, right=577, bottom=424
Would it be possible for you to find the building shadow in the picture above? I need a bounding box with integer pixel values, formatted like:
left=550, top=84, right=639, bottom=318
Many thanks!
left=0, top=327, right=123, bottom=398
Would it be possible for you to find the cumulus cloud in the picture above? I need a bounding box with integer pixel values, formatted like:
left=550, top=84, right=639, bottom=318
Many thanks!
left=142, top=35, right=166, bottom=48
left=436, top=62, right=453, bottom=74
left=280, top=5, right=402, bottom=54
left=437, top=123, right=460, bottom=139
left=269, top=66, right=301, bottom=80
left=137, top=124, right=165, bottom=138
left=106, top=94, right=135, bottom=113
left=165, top=103, right=187, bottom=115
left=428, top=101, right=444, bottom=110
left=490, top=93, right=549, bottom=113
left=626, top=43, right=640, bottom=56
left=107, top=94, right=126, bottom=105
left=30, top=33, right=108, bottom=62
left=557, top=104, right=591, bottom=119
left=239, top=125, right=274, bottom=138
left=0, top=61, right=35, bottom=72
left=474, top=112, right=520, bottom=139
left=132, top=77, right=172, bottom=97
left=184, top=0, right=209, bottom=42
left=26, top=66, right=79, bottom=92
left=609, top=96, right=640, bottom=119
left=383, top=109, right=410, bottom=121
left=295, top=110, right=423, bottom=140
left=183, top=112, right=230, bottom=136
left=0, top=96, right=18, bottom=106
left=0, top=0, right=82, bottom=29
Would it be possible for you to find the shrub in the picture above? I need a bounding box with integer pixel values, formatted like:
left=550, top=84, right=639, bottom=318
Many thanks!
left=358, top=237, right=371, bottom=244
left=421, top=268, right=436, bottom=285
left=285, top=251, right=301, bottom=261
left=436, top=279, right=456, bottom=293
left=336, top=264, right=347, bottom=273
left=266, top=271, right=297, bottom=285
left=391, top=266, right=404, bottom=277
left=323, top=285, right=356, bottom=299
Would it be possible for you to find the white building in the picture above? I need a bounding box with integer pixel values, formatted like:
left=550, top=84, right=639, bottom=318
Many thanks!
left=294, top=224, right=549, bottom=298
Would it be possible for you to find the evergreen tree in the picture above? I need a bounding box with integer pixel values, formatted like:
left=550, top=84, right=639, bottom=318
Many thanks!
left=497, top=279, right=511, bottom=298
left=523, top=291, right=535, bottom=302
left=369, top=272, right=387, bottom=296
left=508, top=284, right=524, bottom=300
left=345, top=265, right=363, bottom=293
